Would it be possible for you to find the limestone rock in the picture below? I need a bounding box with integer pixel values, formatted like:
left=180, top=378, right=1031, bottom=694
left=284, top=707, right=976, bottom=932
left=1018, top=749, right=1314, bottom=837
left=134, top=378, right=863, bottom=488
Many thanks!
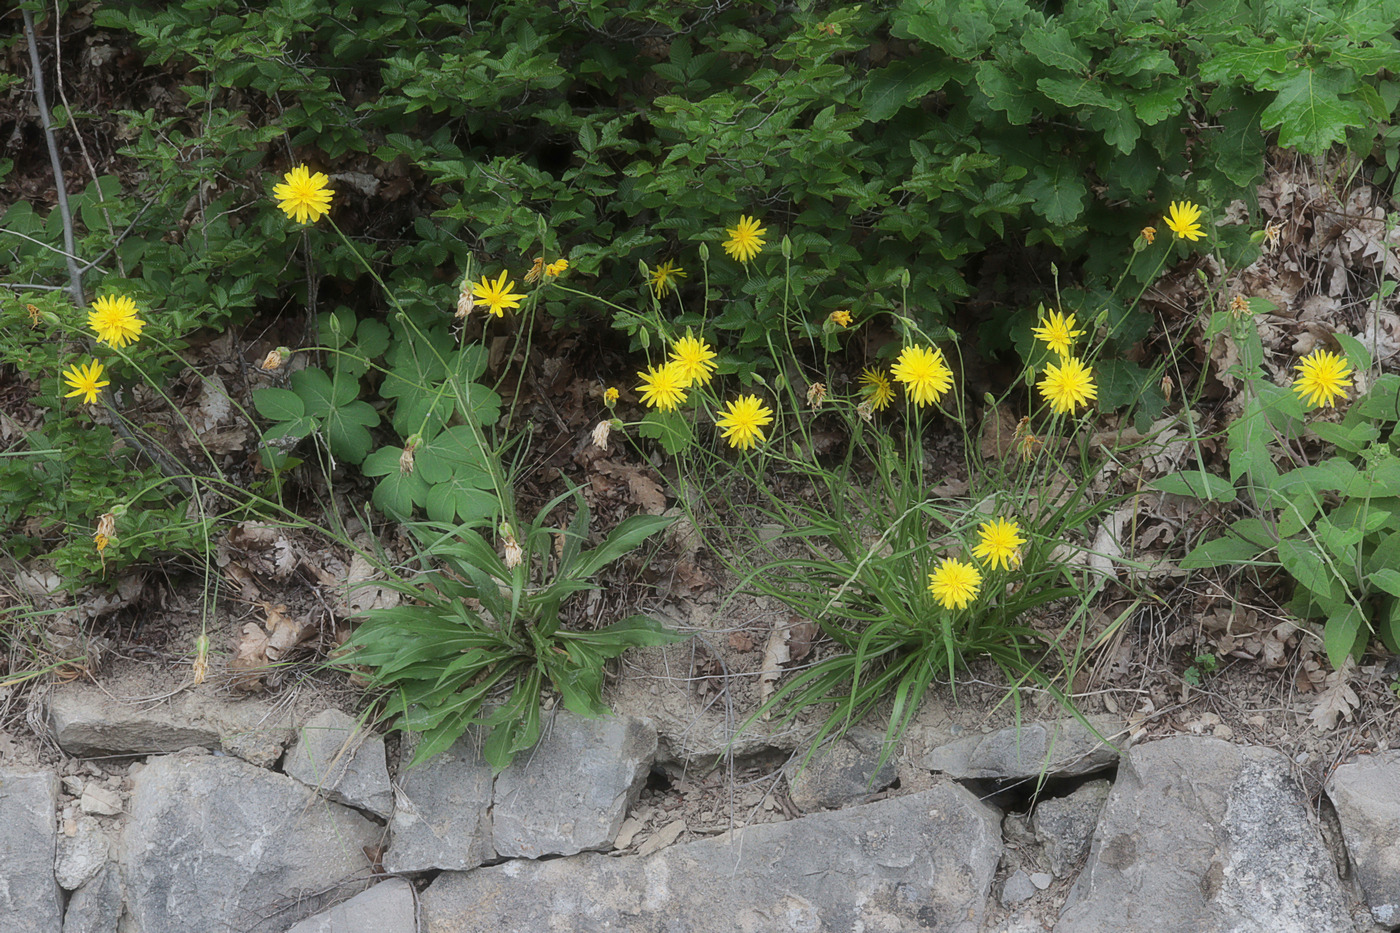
left=0, top=770, right=62, bottom=933
left=384, top=733, right=493, bottom=873
left=285, top=878, right=416, bottom=933
left=285, top=709, right=393, bottom=818
left=492, top=712, right=656, bottom=858
left=786, top=729, right=899, bottom=811
left=422, top=783, right=1002, bottom=932
left=1054, top=737, right=1353, bottom=933
left=62, top=864, right=122, bottom=933
left=1031, top=779, right=1110, bottom=877
left=55, top=817, right=110, bottom=891
left=923, top=716, right=1121, bottom=781
left=1002, top=869, right=1037, bottom=906
left=118, top=754, right=380, bottom=933
left=79, top=786, right=121, bottom=817
left=1325, top=749, right=1400, bottom=928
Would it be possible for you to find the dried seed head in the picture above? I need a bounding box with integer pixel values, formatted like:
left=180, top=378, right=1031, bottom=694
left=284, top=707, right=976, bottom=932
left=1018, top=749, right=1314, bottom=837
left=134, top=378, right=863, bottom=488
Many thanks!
left=592, top=420, right=612, bottom=449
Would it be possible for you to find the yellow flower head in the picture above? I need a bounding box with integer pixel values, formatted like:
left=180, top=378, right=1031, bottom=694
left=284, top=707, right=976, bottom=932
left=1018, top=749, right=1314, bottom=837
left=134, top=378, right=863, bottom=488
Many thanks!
left=723, top=215, right=767, bottom=263
left=1164, top=200, right=1204, bottom=242
left=63, top=359, right=110, bottom=405
left=88, top=294, right=146, bottom=348
left=972, top=517, right=1026, bottom=571
left=927, top=557, right=982, bottom=610
left=828, top=310, right=853, bottom=328
left=636, top=362, right=689, bottom=412
left=716, top=394, right=774, bottom=451
left=546, top=259, right=569, bottom=277
left=858, top=367, right=895, bottom=411
left=273, top=164, right=334, bottom=224
left=1030, top=309, right=1084, bottom=358
left=471, top=271, right=526, bottom=318
left=1292, top=349, right=1353, bottom=408
left=603, top=386, right=620, bottom=406
left=649, top=259, right=687, bottom=298
left=669, top=331, right=718, bottom=387
left=891, top=344, right=953, bottom=407
left=1038, top=356, right=1098, bottom=415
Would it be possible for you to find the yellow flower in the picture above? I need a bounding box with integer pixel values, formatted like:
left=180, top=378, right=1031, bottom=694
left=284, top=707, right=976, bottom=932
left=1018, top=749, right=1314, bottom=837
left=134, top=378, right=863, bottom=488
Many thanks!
left=636, top=362, right=688, bottom=412
left=1164, top=200, right=1204, bottom=241
left=828, top=310, right=852, bottom=327
left=1140, top=226, right=1156, bottom=244
left=858, top=367, right=895, bottom=411
left=471, top=271, right=526, bottom=318
left=63, top=359, right=109, bottom=405
left=972, top=517, right=1026, bottom=571
left=891, top=344, right=953, bottom=407
left=927, top=557, right=982, bottom=610
left=648, top=259, right=687, bottom=298
left=88, top=294, right=146, bottom=348
left=1038, top=356, right=1097, bottom=415
left=723, top=215, right=767, bottom=263
left=1292, top=349, right=1353, bottom=408
left=604, top=387, right=620, bottom=406
left=273, top=164, right=334, bottom=224
left=669, top=332, right=717, bottom=387
left=546, top=259, right=569, bottom=277
left=1030, top=309, right=1084, bottom=358
left=716, top=394, right=774, bottom=450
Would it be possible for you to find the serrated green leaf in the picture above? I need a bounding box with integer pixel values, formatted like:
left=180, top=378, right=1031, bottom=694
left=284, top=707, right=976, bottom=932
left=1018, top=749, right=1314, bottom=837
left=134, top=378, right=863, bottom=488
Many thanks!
left=1022, top=26, right=1090, bottom=74
left=638, top=410, right=693, bottom=454
left=864, top=60, right=952, bottom=122
left=1150, top=470, right=1238, bottom=502
left=1260, top=68, right=1368, bottom=155
left=1200, top=41, right=1298, bottom=84
left=1024, top=163, right=1086, bottom=225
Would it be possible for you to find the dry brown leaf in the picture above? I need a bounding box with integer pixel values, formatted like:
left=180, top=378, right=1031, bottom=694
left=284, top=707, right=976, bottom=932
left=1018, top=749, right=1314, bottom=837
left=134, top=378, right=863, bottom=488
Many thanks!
left=758, top=624, right=792, bottom=714
left=1308, top=659, right=1359, bottom=732
left=978, top=403, right=1020, bottom=460
left=261, top=602, right=314, bottom=661
left=229, top=621, right=270, bottom=692
left=787, top=621, right=820, bottom=664
left=726, top=632, right=755, bottom=653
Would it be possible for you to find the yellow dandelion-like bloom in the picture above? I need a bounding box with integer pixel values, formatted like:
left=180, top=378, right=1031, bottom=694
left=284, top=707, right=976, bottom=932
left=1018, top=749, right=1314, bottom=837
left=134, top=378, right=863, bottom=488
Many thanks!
left=858, top=367, right=895, bottom=411
left=891, top=344, right=953, bottom=407
left=1140, top=226, right=1156, bottom=244
left=1038, top=356, right=1098, bottom=415
left=471, top=271, right=526, bottom=318
left=88, top=294, right=146, bottom=348
left=1292, top=349, right=1353, bottom=408
left=723, top=215, right=767, bottom=263
left=828, top=310, right=852, bottom=327
left=636, top=362, right=688, bottom=412
left=669, top=332, right=718, bottom=387
left=648, top=259, right=687, bottom=298
left=273, top=164, right=334, bottom=224
left=63, top=359, right=110, bottom=405
left=603, top=387, right=620, bottom=406
left=1164, top=200, right=1204, bottom=242
left=1030, top=309, right=1084, bottom=358
left=716, top=394, right=774, bottom=451
left=546, top=259, right=569, bottom=277
left=927, top=557, right=982, bottom=610
left=972, top=517, right=1026, bottom=571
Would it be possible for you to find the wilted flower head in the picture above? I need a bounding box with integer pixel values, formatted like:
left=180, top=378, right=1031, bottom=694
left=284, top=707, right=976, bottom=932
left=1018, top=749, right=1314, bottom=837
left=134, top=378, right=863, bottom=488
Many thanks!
left=592, top=420, right=613, bottom=449
left=806, top=382, right=826, bottom=409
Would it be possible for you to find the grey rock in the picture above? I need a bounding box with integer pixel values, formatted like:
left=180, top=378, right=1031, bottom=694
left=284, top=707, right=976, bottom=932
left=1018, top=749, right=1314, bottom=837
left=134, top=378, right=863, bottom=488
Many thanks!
left=1054, top=737, right=1353, bottom=933
left=218, top=728, right=287, bottom=769
left=493, top=712, right=656, bottom=858
left=78, top=786, right=121, bottom=817
left=786, top=729, right=899, bottom=811
left=285, top=878, right=416, bottom=933
left=1030, top=871, right=1053, bottom=890
left=62, top=865, right=122, bottom=933
left=384, top=733, right=493, bottom=873
left=1326, top=749, right=1400, bottom=928
left=422, top=784, right=1002, bottom=932
left=285, top=709, right=393, bottom=819
left=0, top=770, right=62, bottom=933
left=1002, top=869, right=1037, bottom=906
left=1031, top=779, right=1111, bottom=877
left=55, top=818, right=110, bottom=891
left=923, top=716, right=1121, bottom=781
left=118, top=754, right=380, bottom=933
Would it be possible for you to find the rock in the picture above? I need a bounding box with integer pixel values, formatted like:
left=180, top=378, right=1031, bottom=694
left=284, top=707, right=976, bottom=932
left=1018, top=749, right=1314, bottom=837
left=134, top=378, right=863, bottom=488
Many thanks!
left=118, top=754, right=380, bottom=933
left=923, top=716, right=1122, bottom=781
left=62, top=864, right=122, bottom=933
left=1002, top=869, right=1037, bottom=905
left=1030, top=872, right=1053, bottom=890
left=79, top=786, right=122, bottom=817
left=285, top=709, right=393, bottom=819
left=422, top=784, right=1002, bottom=932
left=1031, top=779, right=1111, bottom=877
left=285, top=878, right=416, bottom=933
left=218, top=729, right=287, bottom=769
left=0, top=770, right=62, bottom=933
left=1054, top=737, right=1353, bottom=933
left=384, top=732, right=494, bottom=873
left=55, top=817, right=110, bottom=890
left=1325, top=749, right=1400, bottom=928
left=786, top=729, right=899, bottom=811
left=492, top=712, right=656, bottom=858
